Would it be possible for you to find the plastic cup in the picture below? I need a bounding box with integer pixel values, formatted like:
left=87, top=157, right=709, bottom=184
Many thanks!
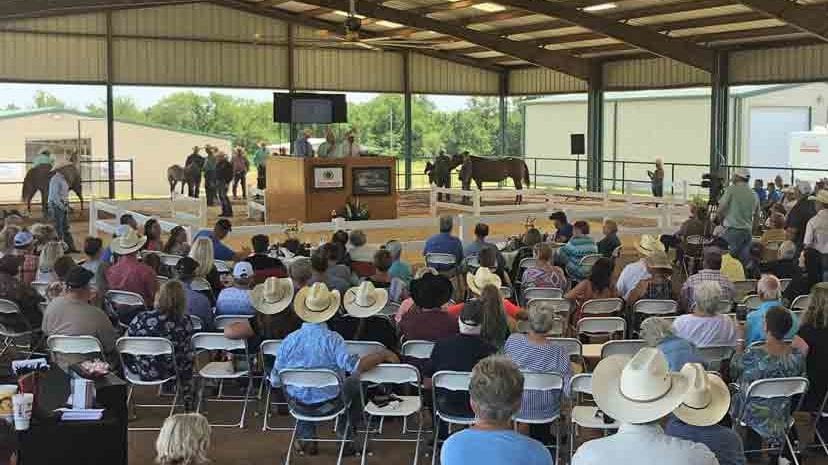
left=12, top=393, right=33, bottom=431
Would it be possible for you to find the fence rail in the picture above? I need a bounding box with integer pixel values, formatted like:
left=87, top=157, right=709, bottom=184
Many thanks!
left=0, top=159, right=136, bottom=202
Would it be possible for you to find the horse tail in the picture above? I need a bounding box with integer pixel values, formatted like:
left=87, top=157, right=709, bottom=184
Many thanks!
left=523, top=161, right=530, bottom=189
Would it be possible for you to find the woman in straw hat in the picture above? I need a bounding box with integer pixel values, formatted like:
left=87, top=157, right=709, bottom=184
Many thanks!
left=664, top=364, right=744, bottom=465
left=328, top=281, right=398, bottom=352
left=447, top=267, right=522, bottom=321
left=572, top=348, right=717, bottom=465
left=224, top=276, right=300, bottom=349
left=626, top=251, right=675, bottom=305
left=274, top=282, right=398, bottom=455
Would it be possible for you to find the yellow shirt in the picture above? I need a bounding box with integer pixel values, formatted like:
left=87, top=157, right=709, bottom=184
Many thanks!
left=720, top=254, right=746, bottom=282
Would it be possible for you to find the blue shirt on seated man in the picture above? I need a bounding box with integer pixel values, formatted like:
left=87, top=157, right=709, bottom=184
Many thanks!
left=423, top=216, right=464, bottom=272
left=558, top=221, right=598, bottom=281
left=194, top=219, right=241, bottom=262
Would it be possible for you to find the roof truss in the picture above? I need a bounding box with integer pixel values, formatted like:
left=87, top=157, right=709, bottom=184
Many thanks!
left=735, top=0, right=828, bottom=41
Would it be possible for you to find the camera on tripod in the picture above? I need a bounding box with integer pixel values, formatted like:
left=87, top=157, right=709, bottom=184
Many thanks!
left=701, top=172, right=725, bottom=204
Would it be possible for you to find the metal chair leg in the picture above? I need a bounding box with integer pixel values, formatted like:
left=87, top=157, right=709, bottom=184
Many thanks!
left=335, top=415, right=351, bottom=465
left=360, top=414, right=371, bottom=465
left=283, top=419, right=299, bottom=465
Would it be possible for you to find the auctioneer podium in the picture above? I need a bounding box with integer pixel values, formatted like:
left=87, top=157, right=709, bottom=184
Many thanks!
left=265, top=156, right=398, bottom=223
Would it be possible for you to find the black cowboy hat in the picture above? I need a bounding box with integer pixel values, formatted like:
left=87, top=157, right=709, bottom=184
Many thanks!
left=410, top=273, right=453, bottom=309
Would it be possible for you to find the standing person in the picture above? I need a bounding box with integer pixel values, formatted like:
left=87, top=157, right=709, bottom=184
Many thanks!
left=293, top=128, right=313, bottom=157
left=786, top=180, right=816, bottom=248
left=317, top=129, right=339, bottom=158
left=803, top=190, right=828, bottom=268
left=753, top=179, right=768, bottom=206
left=231, top=146, right=249, bottom=200
left=252, top=141, right=268, bottom=190
left=31, top=148, right=53, bottom=168
left=340, top=130, right=361, bottom=157
left=767, top=182, right=782, bottom=203
left=47, top=166, right=76, bottom=252
left=203, top=146, right=217, bottom=206
left=185, top=146, right=205, bottom=198
left=214, top=152, right=234, bottom=218
left=648, top=158, right=665, bottom=198
left=717, top=168, right=759, bottom=265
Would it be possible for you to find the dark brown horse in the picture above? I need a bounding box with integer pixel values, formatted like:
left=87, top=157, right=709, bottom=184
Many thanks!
left=456, top=154, right=530, bottom=204
left=22, top=164, right=83, bottom=215
left=424, top=152, right=463, bottom=201
left=167, top=163, right=201, bottom=198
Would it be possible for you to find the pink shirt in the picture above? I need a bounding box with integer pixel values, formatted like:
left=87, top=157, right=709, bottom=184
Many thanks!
left=105, top=254, right=157, bottom=305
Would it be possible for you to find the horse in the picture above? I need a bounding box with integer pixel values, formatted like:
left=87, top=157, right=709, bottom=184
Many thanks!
left=167, top=164, right=200, bottom=198
left=424, top=152, right=463, bottom=202
left=456, top=154, right=530, bottom=204
left=22, top=164, right=84, bottom=216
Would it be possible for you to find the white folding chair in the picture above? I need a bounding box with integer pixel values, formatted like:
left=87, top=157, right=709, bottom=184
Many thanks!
left=214, top=260, right=233, bottom=274
left=581, top=298, right=624, bottom=316
left=526, top=298, right=574, bottom=336
left=659, top=315, right=679, bottom=325
left=116, top=336, right=179, bottom=430
left=633, top=299, right=678, bottom=335
left=518, top=257, right=537, bottom=272
left=279, top=368, right=351, bottom=465
left=735, top=377, right=809, bottom=465
left=569, top=373, right=619, bottom=460
left=600, top=339, right=646, bottom=359
left=431, top=371, right=474, bottom=465
left=46, top=335, right=104, bottom=365
left=577, top=254, right=603, bottom=277
left=379, top=301, right=400, bottom=317
left=791, top=295, right=810, bottom=311
left=576, top=317, right=626, bottom=341
left=156, top=275, right=169, bottom=286
left=360, top=364, right=424, bottom=465
left=105, top=290, right=146, bottom=308
left=189, top=315, right=203, bottom=332
left=190, top=277, right=212, bottom=292
left=523, top=287, right=564, bottom=302
left=425, top=253, right=459, bottom=276
left=743, top=295, right=763, bottom=312
left=697, top=345, right=736, bottom=370
left=779, top=278, right=792, bottom=292
left=213, top=315, right=254, bottom=331
left=30, top=281, right=48, bottom=298
left=401, top=340, right=435, bottom=360
left=259, top=339, right=291, bottom=432
left=0, top=299, right=38, bottom=358
left=345, top=340, right=386, bottom=357
left=545, top=337, right=583, bottom=361
left=191, top=333, right=251, bottom=428
left=611, top=245, right=623, bottom=260
left=500, top=286, right=513, bottom=299
left=159, top=254, right=182, bottom=268
left=811, top=389, right=828, bottom=456
left=733, top=280, right=758, bottom=301
left=514, top=372, right=565, bottom=462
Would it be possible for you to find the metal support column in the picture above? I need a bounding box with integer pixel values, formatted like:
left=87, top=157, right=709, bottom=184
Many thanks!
left=287, top=23, right=297, bottom=151
left=403, top=52, right=413, bottom=190
left=586, top=63, right=604, bottom=192
left=709, top=51, right=729, bottom=185
left=105, top=11, right=116, bottom=199
left=498, top=72, right=508, bottom=156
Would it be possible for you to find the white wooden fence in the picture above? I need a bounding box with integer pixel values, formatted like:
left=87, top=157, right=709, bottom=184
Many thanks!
left=89, top=194, right=207, bottom=240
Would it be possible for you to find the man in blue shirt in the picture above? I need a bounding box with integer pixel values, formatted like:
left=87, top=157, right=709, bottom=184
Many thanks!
left=47, top=167, right=76, bottom=252
left=194, top=219, right=246, bottom=261
left=293, top=128, right=314, bottom=157
left=558, top=221, right=598, bottom=280
left=423, top=216, right=464, bottom=271
left=549, top=211, right=573, bottom=243
left=745, top=274, right=798, bottom=345
left=753, top=179, right=768, bottom=205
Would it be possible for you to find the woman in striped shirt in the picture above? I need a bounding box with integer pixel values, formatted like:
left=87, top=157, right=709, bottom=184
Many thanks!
left=503, top=305, right=571, bottom=443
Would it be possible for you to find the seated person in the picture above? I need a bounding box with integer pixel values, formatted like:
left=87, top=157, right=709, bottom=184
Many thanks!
left=478, top=246, right=511, bottom=289
left=275, top=283, right=398, bottom=455
left=640, top=317, right=703, bottom=371
left=174, top=257, right=213, bottom=331
left=617, top=235, right=664, bottom=300
left=558, top=221, right=598, bottom=281
left=386, top=240, right=412, bottom=286
left=189, top=237, right=223, bottom=294
left=399, top=273, right=457, bottom=342
left=193, top=219, right=248, bottom=261
left=509, top=228, right=543, bottom=284
left=308, top=248, right=350, bottom=295
left=126, top=281, right=196, bottom=410
left=322, top=243, right=358, bottom=287
left=792, top=283, right=828, bottom=414
left=521, top=242, right=567, bottom=292
left=12, top=230, right=38, bottom=285
left=745, top=274, right=798, bottom=346
left=449, top=268, right=521, bottom=320
left=346, top=230, right=375, bottom=264
left=142, top=218, right=163, bottom=252
left=760, top=213, right=787, bottom=262
left=224, top=277, right=301, bottom=353
left=215, top=262, right=255, bottom=317
left=47, top=255, right=77, bottom=301
left=368, top=249, right=393, bottom=289
left=759, top=240, right=800, bottom=280
left=81, top=237, right=109, bottom=298
left=245, top=234, right=286, bottom=282
left=440, top=356, right=552, bottom=465
left=731, top=307, right=805, bottom=455
left=423, top=216, right=463, bottom=272
left=782, top=248, right=822, bottom=303
left=720, top=251, right=746, bottom=282
left=394, top=267, right=445, bottom=323
left=596, top=219, right=621, bottom=258
left=680, top=250, right=736, bottom=313
left=464, top=223, right=495, bottom=257
left=660, top=203, right=706, bottom=261
left=105, top=230, right=158, bottom=306
left=566, top=257, right=617, bottom=321
left=328, top=282, right=398, bottom=353
left=0, top=255, right=43, bottom=329
left=673, top=282, right=738, bottom=348
left=626, top=251, right=675, bottom=304
left=142, top=253, right=161, bottom=276
left=548, top=211, right=572, bottom=243
left=162, top=225, right=191, bottom=256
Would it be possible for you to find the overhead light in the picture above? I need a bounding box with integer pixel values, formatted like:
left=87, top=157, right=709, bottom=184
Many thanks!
left=583, top=2, right=617, bottom=12
left=473, top=2, right=506, bottom=12
left=333, top=10, right=365, bottom=18
left=376, top=20, right=403, bottom=28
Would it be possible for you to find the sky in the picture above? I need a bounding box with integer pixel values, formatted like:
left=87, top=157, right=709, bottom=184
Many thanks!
left=0, top=83, right=472, bottom=112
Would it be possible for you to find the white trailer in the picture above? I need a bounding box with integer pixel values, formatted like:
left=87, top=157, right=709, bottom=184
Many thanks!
left=789, top=129, right=828, bottom=183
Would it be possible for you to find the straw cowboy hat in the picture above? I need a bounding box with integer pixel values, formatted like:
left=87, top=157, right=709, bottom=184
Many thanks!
left=673, top=363, right=730, bottom=427
left=250, top=277, right=294, bottom=315
left=733, top=168, right=751, bottom=180
left=343, top=281, right=388, bottom=318
left=812, top=190, right=828, bottom=205
left=592, top=348, right=694, bottom=424
left=635, top=234, right=665, bottom=257
left=466, top=267, right=502, bottom=296
left=110, top=229, right=147, bottom=256
left=646, top=251, right=672, bottom=271
left=294, top=282, right=341, bottom=324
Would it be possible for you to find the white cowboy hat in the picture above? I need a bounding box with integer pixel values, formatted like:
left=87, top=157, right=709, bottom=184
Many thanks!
left=51, top=158, right=73, bottom=171
left=811, top=189, right=828, bottom=205
left=634, top=234, right=665, bottom=257
left=592, top=348, right=694, bottom=424
left=343, top=281, right=388, bottom=318
left=110, top=229, right=147, bottom=256
left=294, top=283, right=341, bottom=324
left=249, top=277, right=294, bottom=315
left=466, top=267, right=502, bottom=296
left=734, top=168, right=751, bottom=180
left=673, top=363, right=730, bottom=427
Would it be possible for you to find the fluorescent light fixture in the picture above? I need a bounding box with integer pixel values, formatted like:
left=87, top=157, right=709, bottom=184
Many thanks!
left=473, top=2, right=506, bottom=12
left=376, top=20, right=403, bottom=28
left=583, top=2, right=617, bottom=12
left=333, top=10, right=365, bottom=18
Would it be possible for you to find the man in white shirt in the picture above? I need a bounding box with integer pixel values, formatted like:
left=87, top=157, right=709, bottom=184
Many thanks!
left=616, top=235, right=664, bottom=299
left=572, top=348, right=719, bottom=465
left=804, top=190, right=828, bottom=255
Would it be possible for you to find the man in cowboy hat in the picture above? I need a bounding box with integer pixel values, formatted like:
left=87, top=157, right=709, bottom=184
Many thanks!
left=329, top=281, right=397, bottom=351
left=616, top=234, right=665, bottom=300
left=46, top=159, right=76, bottom=252
left=275, top=282, right=398, bottom=455
left=679, top=250, right=735, bottom=313
left=185, top=145, right=205, bottom=198
left=717, top=168, right=759, bottom=266
left=572, top=348, right=717, bottom=465
left=104, top=229, right=157, bottom=306
left=786, top=180, right=817, bottom=248
left=665, top=364, right=745, bottom=465
left=399, top=273, right=457, bottom=342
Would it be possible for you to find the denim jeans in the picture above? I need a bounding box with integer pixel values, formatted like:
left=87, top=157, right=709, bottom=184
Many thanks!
left=723, top=227, right=752, bottom=265
left=289, top=375, right=363, bottom=440
left=232, top=172, right=247, bottom=199
left=256, top=164, right=266, bottom=190
left=48, top=202, right=75, bottom=251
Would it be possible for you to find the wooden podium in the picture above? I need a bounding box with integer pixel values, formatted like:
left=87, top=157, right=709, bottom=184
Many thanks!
left=265, top=156, right=398, bottom=223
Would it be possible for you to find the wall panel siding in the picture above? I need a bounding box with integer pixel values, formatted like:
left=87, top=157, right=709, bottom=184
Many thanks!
left=604, top=57, right=710, bottom=90
left=294, top=48, right=403, bottom=92
left=410, top=53, right=499, bottom=95
left=730, top=44, right=828, bottom=84
left=0, top=32, right=105, bottom=82
left=509, top=67, right=586, bottom=95
left=0, top=13, right=105, bottom=34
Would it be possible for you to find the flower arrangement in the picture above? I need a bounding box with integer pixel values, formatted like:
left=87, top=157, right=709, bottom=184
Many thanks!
left=335, top=197, right=369, bottom=221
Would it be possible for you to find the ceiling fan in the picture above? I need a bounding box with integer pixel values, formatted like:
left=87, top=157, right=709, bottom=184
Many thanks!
left=254, top=0, right=448, bottom=51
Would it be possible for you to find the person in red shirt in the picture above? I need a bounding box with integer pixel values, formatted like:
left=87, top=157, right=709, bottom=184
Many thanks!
left=447, top=267, right=522, bottom=320
left=105, top=229, right=158, bottom=307
left=399, top=273, right=458, bottom=342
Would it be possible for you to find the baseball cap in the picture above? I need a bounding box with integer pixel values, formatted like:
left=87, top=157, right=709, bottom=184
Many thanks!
left=175, top=256, right=199, bottom=277
left=233, top=261, right=253, bottom=279
left=65, top=266, right=94, bottom=289
left=13, top=231, right=33, bottom=248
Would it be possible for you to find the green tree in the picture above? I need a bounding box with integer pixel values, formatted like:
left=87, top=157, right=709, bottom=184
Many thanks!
left=86, top=96, right=147, bottom=122
left=33, top=91, right=66, bottom=109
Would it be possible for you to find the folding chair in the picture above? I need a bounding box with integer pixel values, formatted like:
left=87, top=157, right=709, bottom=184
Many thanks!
left=569, top=373, right=619, bottom=460
left=810, top=389, right=828, bottom=456
left=696, top=345, right=735, bottom=371
left=191, top=333, right=251, bottom=428
left=0, top=299, right=39, bottom=358
left=379, top=301, right=400, bottom=317
left=743, top=295, right=763, bottom=312
left=425, top=253, right=459, bottom=277
left=401, top=340, right=435, bottom=360
left=514, top=372, right=564, bottom=463
left=360, top=364, right=424, bottom=465
left=576, top=317, right=626, bottom=342
left=577, top=254, right=603, bottom=277
left=30, top=281, right=48, bottom=299
left=581, top=298, right=624, bottom=317
left=214, top=260, right=233, bottom=274
left=345, top=340, right=386, bottom=357
left=779, top=278, right=792, bottom=293
left=659, top=315, right=679, bottom=325
left=431, top=371, right=474, bottom=465
left=159, top=254, right=182, bottom=268
left=523, top=287, right=564, bottom=304
left=545, top=337, right=583, bottom=362
left=214, top=315, right=254, bottom=331
left=600, top=339, right=646, bottom=359
left=189, top=315, right=204, bottom=332
left=105, top=290, right=146, bottom=325
left=259, top=339, right=291, bottom=432
left=791, top=295, right=810, bottom=311
left=632, top=299, right=678, bottom=335
left=190, top=277, right=212, bottom=292
left=500, top=286, right=513, bottom=300
left=733, top=280, right=758, bottom=302
left=279, top=368, right=353, bottom=465
left=518, top=257, right=537, bottom=272
left=527, top=298, right=574, bottom=336
left=734, top=377, right=809, bottom=465
left=116, top=336, right=180, bottom=430
left=611, top=246, right=623, bottom=260
left=463, top=255, right=480, bottom=273
left=156, top=275, right=169, bottom=286
left=46, top=335, right=104, bottom=366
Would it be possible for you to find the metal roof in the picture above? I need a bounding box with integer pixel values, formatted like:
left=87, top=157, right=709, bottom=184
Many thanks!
left=521, top=82, right=798, bottom=104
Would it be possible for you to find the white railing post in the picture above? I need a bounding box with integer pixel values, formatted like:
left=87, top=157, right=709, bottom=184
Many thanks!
left=682, top=180, right=689, bottom=201
left=602, top=191, right=609, bottom=207
left=430, top=184, right=438, bottom=216
left=88, top=197, right=97, bottom=237
left=198, top=195, right=208, bottom=228
left=333, top=216, right=346, bottom=231
left=457, top=213, right=471, bottom=244
left=473, top=188, right=481, bottom=217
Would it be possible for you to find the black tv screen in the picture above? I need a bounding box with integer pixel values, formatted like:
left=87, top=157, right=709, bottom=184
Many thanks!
left=273, top=93, right=348, bottom=124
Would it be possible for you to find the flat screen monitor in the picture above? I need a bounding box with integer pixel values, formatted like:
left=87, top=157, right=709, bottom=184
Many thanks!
left=273, top=93, right=347, bottom=124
